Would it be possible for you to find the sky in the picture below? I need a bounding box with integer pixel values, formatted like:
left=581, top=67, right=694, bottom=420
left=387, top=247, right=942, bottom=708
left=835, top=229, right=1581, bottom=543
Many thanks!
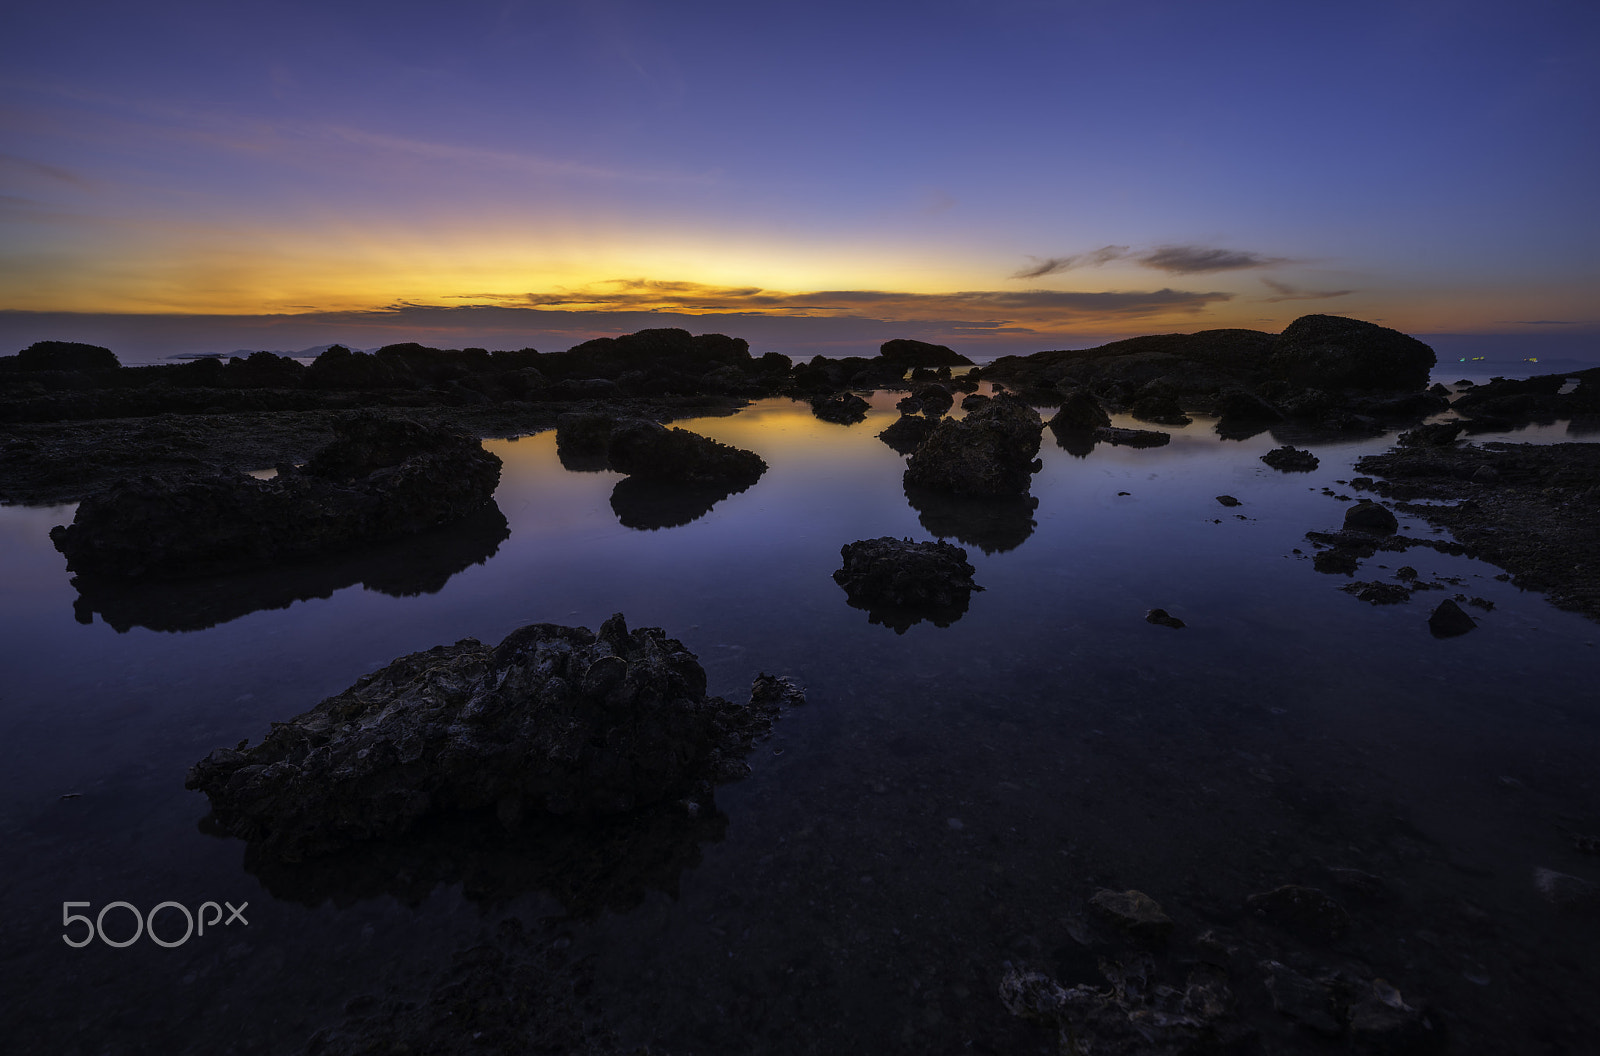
left=2, top=0, right=1597, bottom=361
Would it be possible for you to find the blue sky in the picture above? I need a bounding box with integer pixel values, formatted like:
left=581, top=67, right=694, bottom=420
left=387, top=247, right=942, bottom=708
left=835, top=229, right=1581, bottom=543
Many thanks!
left=2, top=0, right=1596, bottom=358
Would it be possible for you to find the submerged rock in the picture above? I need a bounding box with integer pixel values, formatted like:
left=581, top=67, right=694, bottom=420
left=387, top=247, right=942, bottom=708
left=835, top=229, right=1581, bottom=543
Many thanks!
left=903, top=397, right=1043, bottom=497
left=1096, top=425, right=1170, bottom=448
left=1261, top=445, right=1320, bottom=472
left=186, top=614, right=797, bottom=860
left=1145, top=608, right=1186, bottom=629
left=50, top=413, right=501, bottom=580
left=833, top=537, right=981, bottom=632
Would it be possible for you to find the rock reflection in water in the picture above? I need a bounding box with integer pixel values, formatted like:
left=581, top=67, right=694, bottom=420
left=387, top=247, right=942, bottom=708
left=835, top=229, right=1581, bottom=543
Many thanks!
left=609, top=476, right=745, bottom=530
left=903, top=482, right=1037, bottom=554
left=1048, top=424, right=1098, bottom=458
left=227, top=797, right=727, bottom=916
left=68, top=502, right=510, bottom=633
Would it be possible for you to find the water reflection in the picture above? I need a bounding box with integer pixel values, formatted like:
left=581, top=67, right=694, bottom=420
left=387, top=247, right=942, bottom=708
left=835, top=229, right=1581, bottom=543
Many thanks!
left=609, top=476, right=749, bottom=530
left=903, top=483, right=1037, bottom=554
left=68, top=502, right=509, bottom=632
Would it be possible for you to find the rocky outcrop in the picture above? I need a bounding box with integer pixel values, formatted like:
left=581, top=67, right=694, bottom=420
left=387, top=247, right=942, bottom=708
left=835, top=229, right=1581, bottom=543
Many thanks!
left=902, top=396, right=1043, bottom=497
left=878, top=338, right=973, bottom=367
left=604, top=419, right=766, bottom=488
left=1269, top=315, right=1435, bottom=391
left=809, top=391, right=870, bottom=424
left=878, top=413, right=940, bottom=454
left=50, top=414, right=502, bottom=580
left=1047, top=390, right=1112, bottom=432
left=1096, top=426, right=1171, bottom=448
left=1261, top=445, right=1319, bottom=472
left=5, top=340, right=121, bottom=372
left=832, top=537, right=982, bottom=631
left=187, top=614, right=799, bottom=860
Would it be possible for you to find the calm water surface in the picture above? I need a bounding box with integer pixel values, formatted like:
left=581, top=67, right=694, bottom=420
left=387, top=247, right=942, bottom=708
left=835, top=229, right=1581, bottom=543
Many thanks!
left=2, top=392, right=1597, bottom=1054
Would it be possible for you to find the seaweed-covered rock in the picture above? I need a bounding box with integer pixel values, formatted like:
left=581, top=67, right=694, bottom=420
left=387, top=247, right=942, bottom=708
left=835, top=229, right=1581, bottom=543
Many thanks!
left=50, top=414, right=501, bottom=580
left=878, top=413, right=940, bottom=454
left=186, top=614, right=796, bottom=859
left=605, top=419, right=766, bottom=488
left=1261, top=445, right=1319, bottom=472
left=903, top=397, right=1043, bottom=497
left=809, top=391, right=870, bottom=424
left=833, top=537, right=981, bottom=631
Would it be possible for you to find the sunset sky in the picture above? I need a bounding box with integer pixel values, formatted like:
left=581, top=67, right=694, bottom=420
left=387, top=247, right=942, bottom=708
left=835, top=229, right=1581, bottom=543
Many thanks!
left=2, top=0, right=1596, bottom=360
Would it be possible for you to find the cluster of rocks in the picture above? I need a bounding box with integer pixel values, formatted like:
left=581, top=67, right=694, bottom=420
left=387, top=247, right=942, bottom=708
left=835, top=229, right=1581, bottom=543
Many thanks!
left=832, top=537, right=982, bottom=632
left=49, top=413, right=502, bottom=579
left=902, top=396, right=1044, bottom=497
left=1000, top=883, right=1443, bottom=1055
left=981, top=315, right=1450, bottom=437
left=186, top=614, right=803, bottom=860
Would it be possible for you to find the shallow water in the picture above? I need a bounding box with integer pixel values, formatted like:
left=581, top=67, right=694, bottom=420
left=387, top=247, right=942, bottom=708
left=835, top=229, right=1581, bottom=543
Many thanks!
left=2, top=395, right=1598, bottom=1054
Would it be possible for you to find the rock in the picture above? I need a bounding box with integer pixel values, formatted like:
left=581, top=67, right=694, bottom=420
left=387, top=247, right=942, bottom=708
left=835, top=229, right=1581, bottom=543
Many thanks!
left=1348, top=980, right=1443, bottom=1054
left=1001, top=958, right=1241, bottom=1056
left=1313, top=548, right=1361, bottom=575
left=832, top=537, right=982, bottom=632
left=1089, top=888, right=1174, bottom=944
left=1271, top=314, right=1436, bottom=391
left=1214, top=387, right=1283, bottom=422
left=959, top=392, right=989, bottom=411
left=895, top=394, right=922, bottom=414
left=1048, top=390, right=1112, bottom=432
left=1145, top=608, right=1186, bottom=629
left=1427, top=599, right=1476, bottom=638
left=186, top=614, right=791, bottom=859
left=903, top=397, right=1043, bottom=497
left=1259, top=960, right=1342, bottom=1036
left=878, top=338, right=972, bottom=367
left=50, top=414, right=502, bottom=580
left=1095, top=426, right=1171, bottom=448
left=1398, top=421, right=1462, bottom=447
left=1261, top=445, right=1319, bottom=472
left=1428, top=382, right=1452, bottom=396
left=604, top=419, right=766, bottom=488
left=750, top=674, right=806, bottom=709
left=878, top=413, right=940, bottom=454
left=1130, top=391, right=1191, bottom=426
left=809, top=391, right=870, bottom=424
left=1344, top=500, right=1399, bottom=534
left=1245, top=885, right=1350, bottom=942
left=1215, top=495, right=1241, bottom=507
left=910, top=383, right=955, bottom=414
left=554, top=411, right=618, bottom=471
left=1341, top=581, right=1412, bottom=605
left=1533, top=867, right=1600, bottom=913
left=13, top=340, right=120, bottom=371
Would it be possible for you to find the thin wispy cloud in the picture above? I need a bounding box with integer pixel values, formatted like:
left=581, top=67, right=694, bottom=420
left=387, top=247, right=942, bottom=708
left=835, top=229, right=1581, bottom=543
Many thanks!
left=0, top=153, right=92, bottom=187
left=1011, top=243, right=1288, bottom=279
left=1260, top=278, right=1355, bottom=302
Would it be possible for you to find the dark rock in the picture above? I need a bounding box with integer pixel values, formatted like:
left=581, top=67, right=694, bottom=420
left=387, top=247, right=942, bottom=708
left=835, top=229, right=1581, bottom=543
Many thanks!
left=1347, top=980, right=1444, bottom=1055
left=605, top=419, right=766, bottom=488
left=809, top=391, right=870, bottom=424
left=895, top=395, right=923, bottom=414
left=832, top=537, right=981, bottom=632
left=959, top=392, right=990, bottom=411
left=1259, top=960, right=1342, bottom=1036
left=1089, top=888, right=1174, bottom=944
left=1047, top=390, right=1111, bottom=432
left=1427, top=599, right=1476, bottom=638
left=1344, top=500, right=1399, bottom=534
left=50, top=414, right=502, bottom=580
left=1271, top=314, right=1436, bottom=391
left=1216, top=495, right=1242, bottom=507
left=1145, top=608, right=1186, bottom=629
left=878, top=413, right=940, bottom=454
left=1313, top=548, right=1361, bottom=575
left=1397, top=422, right=1463, bottom=447
left=903, top=397, right=1043, bottom=497
left=1341, top=581, right=1412, bottom=605
left=1533, top=867, right=1600, bottom=913
left=13, top=340, right=120, bottom=371
left=1130, top=391, right=1191, bottom=426
left=1214, top=387, right=1283, bottom=422
left=904, top=484, right=1038, bottom=554
left=1245, top=884, right=1350, bottom=942
left=910, top=383, right=954, bottom=414
left=878, top=338, right=972, bottom=367
left=1427, top=382, right=1452, bottom=397
left=1095, top=426, right=1170, bottom=448
left=749, top=673, right=806, bottom=710
left=186, top=614, right=790, bottom=859
left=1261, top=445, right=1319, bottom=472
left=554, top=411, right=618, bottom=471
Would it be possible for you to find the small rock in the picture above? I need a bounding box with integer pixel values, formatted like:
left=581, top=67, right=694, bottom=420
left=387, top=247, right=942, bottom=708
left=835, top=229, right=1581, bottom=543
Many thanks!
left=1427, top=599, right=1477, bottom=638
left=1261, top=445, right=1320, bottom=472
left=1533, top=867, right=1600, bottom=913
left=1245, top=884, right=1350, bottom=941
left=1088, top=888, right=1173, bottom=944
left=1344, top=500, right=1399, bottom=534
left=1145, top=608, right=1186, bottom=629
left=1216, top=495, right=1242, bottom=507
left=1259, top=960, right=1342, bottom=1037
left=1341, top=581, right=1412, bottom=605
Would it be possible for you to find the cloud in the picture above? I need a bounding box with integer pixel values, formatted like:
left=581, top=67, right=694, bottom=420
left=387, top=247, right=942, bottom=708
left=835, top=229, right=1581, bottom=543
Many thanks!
left=1137, top=245, right=1285, bottom=273
left=452, top=278, right=1233, bottom=324
left=1260, top=278, right=1356, bottom=302
left=0, top=153, right=92, bottom=188
left=1508, top=319, right=1579, bottom=325
left=1010, top=245, right=1129, bottom=279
